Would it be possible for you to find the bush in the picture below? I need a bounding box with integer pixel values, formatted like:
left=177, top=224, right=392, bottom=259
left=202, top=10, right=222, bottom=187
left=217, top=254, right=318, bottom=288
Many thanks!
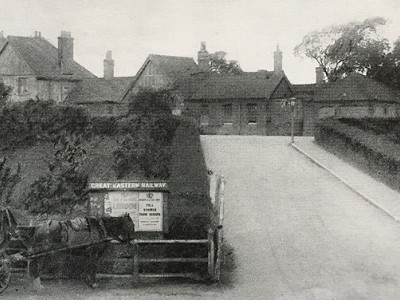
left=315, top=118, right=400, bottom=191
left=24, top=133, right=89, bottom=215
left=168, top=119, right=210, bottom=238
left=0, top=100, right=90, bottom=149
left=113, top=89, right=181, bottom=179
left=89, top=116, right=119, bottom=136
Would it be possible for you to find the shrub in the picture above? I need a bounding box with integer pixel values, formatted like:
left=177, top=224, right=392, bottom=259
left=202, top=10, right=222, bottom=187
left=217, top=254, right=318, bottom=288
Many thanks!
left=113, top=89, right=181, bottom=179
left=24, top=133, right=89, bottom=215
left=168, top=119, right=210, bottom=238
left=89, top=116, right=119, bottom=136
left=0, top=100, right=90, bottom=149
left=315, top=118, right=400, bottom=191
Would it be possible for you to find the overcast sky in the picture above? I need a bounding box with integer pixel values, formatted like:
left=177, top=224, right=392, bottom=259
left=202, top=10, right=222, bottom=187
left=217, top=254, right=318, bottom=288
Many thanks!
left=2, top=0, right=400, bottom=83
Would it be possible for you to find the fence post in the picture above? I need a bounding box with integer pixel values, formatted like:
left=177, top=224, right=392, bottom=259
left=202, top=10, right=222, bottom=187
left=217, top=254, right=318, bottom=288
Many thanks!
left=214, top=227, right=223, bottom=282
left=133, top=239, right=139, bottom=284
left=207, top=228, right=215, bottom=280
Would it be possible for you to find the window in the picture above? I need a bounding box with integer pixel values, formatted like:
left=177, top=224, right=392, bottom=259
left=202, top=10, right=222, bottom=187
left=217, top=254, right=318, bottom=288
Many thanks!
left=246, top=103, right=257, bottom=124
left=222, top=104, right=233, bottom=124
left=200, top=104, right=209, bottom=125
left=18, top=77, right=28, bottom=94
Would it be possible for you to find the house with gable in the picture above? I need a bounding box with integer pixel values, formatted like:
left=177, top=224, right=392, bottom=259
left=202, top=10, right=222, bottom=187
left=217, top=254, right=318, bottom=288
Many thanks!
left=123, top=43, right=298, bottom=135
left=0, top=31, right=96, bottom=103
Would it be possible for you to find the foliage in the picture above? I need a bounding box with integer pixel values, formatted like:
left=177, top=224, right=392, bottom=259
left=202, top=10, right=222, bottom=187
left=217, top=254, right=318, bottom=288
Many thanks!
left=294, top=17, right=389, bottom=82
left=89, top=116, right=119, bottom=136
left=0, top=83, right=11, bottom=107
left=315, top=118, right=400, bottom=191
left=0, top=157, right=21, bottom=206
left=168, top=119, right=210, bottom=238
left=24, top=133, right=89, bottom=215
left=366, top=38, right=400, bottom=88
left=113, top=88, right=180, bottom=179
left=209, top=51, right=243, bottom=75
left=0, top=99, right=90, bottom=149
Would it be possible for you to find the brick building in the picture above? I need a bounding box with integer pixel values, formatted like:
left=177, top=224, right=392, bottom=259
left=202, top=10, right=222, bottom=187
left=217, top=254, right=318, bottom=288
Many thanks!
left=124, top=43, right=299, bottom=135
left=294, top=70, right=400, bottom=136
left=0, top=31, right=95, bottom=102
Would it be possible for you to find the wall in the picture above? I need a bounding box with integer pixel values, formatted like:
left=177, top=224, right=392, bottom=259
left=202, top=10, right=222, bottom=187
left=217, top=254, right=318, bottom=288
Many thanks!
left=302, top=101, right=400, bottom=136
left=134, top=61, right=169, bottom=90
left=186, top=98, right=302, bottom=136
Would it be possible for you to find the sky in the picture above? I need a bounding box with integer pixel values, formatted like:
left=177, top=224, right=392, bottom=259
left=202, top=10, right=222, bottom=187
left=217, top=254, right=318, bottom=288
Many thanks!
left=2, top=0, right=400, bottom=83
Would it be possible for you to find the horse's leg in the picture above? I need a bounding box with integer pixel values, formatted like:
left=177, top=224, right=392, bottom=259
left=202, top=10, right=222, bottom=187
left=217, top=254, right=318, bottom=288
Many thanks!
left=84, top=246, right=98, bottom=288
left=29, top=258, right=44, bottom=290
left=85, top=244, right=107, bottom=288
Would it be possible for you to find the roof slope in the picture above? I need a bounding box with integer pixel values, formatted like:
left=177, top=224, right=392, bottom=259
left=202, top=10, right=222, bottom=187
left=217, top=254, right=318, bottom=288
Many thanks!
left=314, top=74, right=400, bottom=102
left=66, top=77, right=135, bottom=103
left=5, top=36, right=95, bottom=79
left=147, top=54, right=200, bottom=82
left=191, top=72, right=288, bottom=100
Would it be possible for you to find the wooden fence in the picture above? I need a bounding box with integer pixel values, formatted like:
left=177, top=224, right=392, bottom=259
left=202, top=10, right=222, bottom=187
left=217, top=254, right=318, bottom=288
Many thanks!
left=131, top=173, right=225, bottom=283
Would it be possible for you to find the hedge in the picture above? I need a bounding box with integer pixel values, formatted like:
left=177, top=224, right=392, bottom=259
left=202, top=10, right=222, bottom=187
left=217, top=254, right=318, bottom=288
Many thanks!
left=315, top=118, right=400, bottom=191
left=167, top=118, right=210, bottom=239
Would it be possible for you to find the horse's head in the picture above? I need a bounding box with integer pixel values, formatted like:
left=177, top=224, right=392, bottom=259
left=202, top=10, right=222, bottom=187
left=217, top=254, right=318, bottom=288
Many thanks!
left=102, top=213, right=135, bottom=243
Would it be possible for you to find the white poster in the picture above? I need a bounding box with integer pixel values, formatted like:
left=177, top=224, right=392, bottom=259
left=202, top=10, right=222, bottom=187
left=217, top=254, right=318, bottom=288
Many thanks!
left=105, top=191, right=139, bottom=227
left=138, top=192, right=163, bottom=231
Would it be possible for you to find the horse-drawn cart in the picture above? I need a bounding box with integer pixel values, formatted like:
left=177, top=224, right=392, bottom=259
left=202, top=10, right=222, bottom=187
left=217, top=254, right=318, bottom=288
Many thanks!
left=0, top=208, right=135, bottom=293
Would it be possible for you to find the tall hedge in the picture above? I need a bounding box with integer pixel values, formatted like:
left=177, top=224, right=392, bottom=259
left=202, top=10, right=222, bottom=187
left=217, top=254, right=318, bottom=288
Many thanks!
left=315, top=118, right=400, bottom=191
left=167, top=119, right=210, bottom=239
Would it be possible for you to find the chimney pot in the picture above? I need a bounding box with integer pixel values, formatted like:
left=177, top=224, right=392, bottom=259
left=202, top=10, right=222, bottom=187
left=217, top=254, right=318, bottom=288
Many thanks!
left=273, top=43, right=283, bottom=73
left=198, top=41, right=210, bottom=71
left=104, top=50, right=114, bottom=79
left=58, top=31, right=74, bottom=74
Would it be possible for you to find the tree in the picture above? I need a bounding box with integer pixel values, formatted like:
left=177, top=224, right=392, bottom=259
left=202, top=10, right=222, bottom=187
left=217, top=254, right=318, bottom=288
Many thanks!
left=113, top=88, right=180, bottom=179
left=366, top=37, right=400, bottom=88
left=24, top=133, right=88, bottom=215
left=209, top=51, right=243, bottom=75
left=294, top=17, right=389, bottom=82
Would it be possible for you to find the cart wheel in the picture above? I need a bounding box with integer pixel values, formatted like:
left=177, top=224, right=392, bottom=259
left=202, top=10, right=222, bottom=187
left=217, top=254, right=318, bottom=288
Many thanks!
left=0, top=254, right=11, bottom=293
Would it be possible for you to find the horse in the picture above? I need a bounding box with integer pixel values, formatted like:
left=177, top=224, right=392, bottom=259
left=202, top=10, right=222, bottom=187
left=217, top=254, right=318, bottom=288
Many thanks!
left=24, top=213, right=135, bottom=290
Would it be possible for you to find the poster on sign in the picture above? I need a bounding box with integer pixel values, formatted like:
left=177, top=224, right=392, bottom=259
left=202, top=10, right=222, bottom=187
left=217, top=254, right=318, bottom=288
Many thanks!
left=105, top=191, right=139, bottom=226
left=138, top=192, right=163, bottom=231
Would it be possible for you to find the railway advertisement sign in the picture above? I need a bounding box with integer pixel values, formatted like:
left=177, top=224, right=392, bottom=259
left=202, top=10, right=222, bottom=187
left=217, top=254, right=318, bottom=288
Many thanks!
left=88, top=181, right=168, bottom=233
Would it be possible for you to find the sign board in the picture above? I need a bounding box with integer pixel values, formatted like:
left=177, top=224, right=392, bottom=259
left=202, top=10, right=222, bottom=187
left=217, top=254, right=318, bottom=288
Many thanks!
left=88, top=181, right=167, bottom=233
left=138, top=192, right=163, bottom=231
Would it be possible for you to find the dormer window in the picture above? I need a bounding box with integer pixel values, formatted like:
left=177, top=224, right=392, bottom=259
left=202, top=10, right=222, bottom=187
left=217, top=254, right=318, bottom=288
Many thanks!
left=18, top=77, right=28, bottom=94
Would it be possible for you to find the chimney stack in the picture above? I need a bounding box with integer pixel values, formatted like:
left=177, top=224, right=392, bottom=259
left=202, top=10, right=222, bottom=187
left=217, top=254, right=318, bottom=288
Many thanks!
left=273, top=44, right=283, bottom=73
left=58, top=31, right=74, bottom=74
left=316, top=66, right=325, bottom=84
left=198, top=42, right=210, bottom=71
left=103, top=50, right=114, bottom=79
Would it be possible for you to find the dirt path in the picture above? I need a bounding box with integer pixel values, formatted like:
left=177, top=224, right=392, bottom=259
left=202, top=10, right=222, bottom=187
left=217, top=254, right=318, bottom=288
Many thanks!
left=201, top=135, right=400, bottom=299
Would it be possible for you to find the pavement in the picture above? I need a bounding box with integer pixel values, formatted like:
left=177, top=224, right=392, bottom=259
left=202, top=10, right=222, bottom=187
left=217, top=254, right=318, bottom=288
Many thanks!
left=292, top=137, right=400, bottom=223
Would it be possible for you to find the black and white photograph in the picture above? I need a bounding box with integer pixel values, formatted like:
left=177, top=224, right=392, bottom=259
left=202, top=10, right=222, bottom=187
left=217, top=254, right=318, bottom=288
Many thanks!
left=1, top=0, right=400, bottom=299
